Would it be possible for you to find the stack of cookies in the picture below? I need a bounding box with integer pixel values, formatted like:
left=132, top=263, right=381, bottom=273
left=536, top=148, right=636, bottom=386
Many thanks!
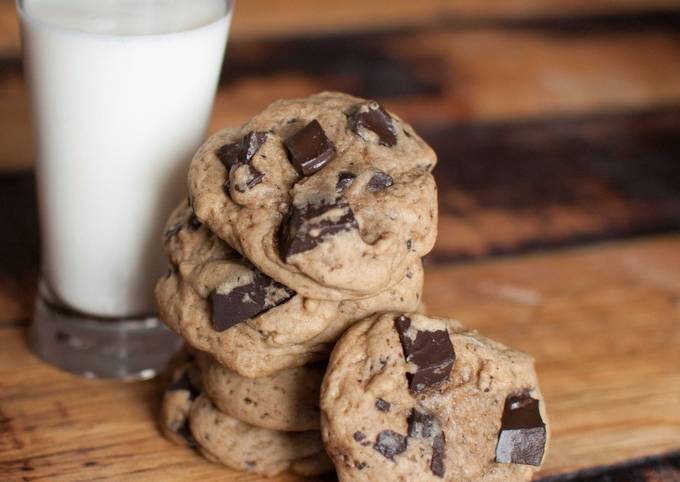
left=155, top=92, right=438, bottom=477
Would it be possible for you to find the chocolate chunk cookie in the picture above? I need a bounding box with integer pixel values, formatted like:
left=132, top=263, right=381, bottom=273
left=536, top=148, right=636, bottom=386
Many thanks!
left=188, top=92, right=437, bottom=301
left=156, top=201, right=424, bottom=378
left=189, top=394, right=331, bottom=477
left=199, top=353, right=323, bottom=432
left=321, top=313, right=548, bottom=482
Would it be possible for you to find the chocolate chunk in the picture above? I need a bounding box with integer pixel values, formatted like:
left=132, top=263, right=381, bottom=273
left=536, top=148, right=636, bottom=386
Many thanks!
left=210, top=270, right=295, bottom=331
left=278, top=197, right=359, bottom=260
left=406, top=239, right=413, bottom=251
left=188, top=213, right=202, bottom=231
left=176, top=421, right=197, bottom=448
left=407, top=408, right=446, bottom=476
left=407, top=409, right=438, bottom=438
left=353, top=431, right=366, bottom=442
left=336, top=172, right=356, bottom=192
left=367, top=171, right=393, bottom=192
left=348, top=101, right=398, bottom=147
left=394, top=315, right=456, bottom=392
left=430, top=433, right=446, bottom=477
left=167, top=372, right=199, bottom=401
left=495, top=393, right=546, bottom=466
left=356, top=461, right=367, bottom=470
left=375, top=399, right=391, bottom=412
left=216, top=131, right=267, bottom=192
left=373, top=430, right=407, bottom=459
left=284, top=120, right=336, bottom=176
left=216, top=131, right=267, bottom=169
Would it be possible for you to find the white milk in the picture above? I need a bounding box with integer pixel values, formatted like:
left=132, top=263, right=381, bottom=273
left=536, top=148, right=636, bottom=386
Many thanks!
left=19, top=0, right=232, bottom=317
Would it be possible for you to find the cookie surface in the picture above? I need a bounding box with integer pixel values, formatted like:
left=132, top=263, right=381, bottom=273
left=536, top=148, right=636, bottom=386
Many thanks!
left=321, top=313, right=548, bottom=482
left=189, top=394, right=330, bottom=477
left=188, top=92, right=437, bottom=300
left=199, top=353, right=323, bottom=431
left=156, top=201, right=424, bottom=378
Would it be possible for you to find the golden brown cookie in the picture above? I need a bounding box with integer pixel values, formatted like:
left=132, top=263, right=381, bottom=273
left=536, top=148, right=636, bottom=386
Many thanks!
left=199, top=353, right=323, bottom=431
left=188, top=92, right=437, bottom=301
left=321, top=313, right=549, bottom=482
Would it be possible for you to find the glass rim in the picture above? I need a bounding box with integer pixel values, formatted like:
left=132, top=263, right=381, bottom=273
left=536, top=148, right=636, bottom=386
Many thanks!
left=16, top=0, right=234, bottom=38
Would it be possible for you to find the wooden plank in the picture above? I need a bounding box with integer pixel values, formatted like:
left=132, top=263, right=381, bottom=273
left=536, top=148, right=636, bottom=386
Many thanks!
left=1, top=236, right=679, bottom=480
left=211, top=23, right=680, bottom=130
left=3, top=17, right=680, bottom=170
left=3, top=1, right=680, bottom=57
left=538, top=451, right=680, bottom=481
left=430, top=107, right=680, bottom=260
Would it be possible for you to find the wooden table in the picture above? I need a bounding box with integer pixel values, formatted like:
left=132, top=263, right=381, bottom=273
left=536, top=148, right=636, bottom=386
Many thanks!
left=1, top=1, right=680, bottom=480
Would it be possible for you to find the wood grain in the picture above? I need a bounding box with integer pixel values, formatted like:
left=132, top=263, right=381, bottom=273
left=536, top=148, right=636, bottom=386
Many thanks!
left=431, top=107, right=680, bottom=260
left=1, top=236, right=679, bottom=480
left=3, top=1, right=680, bottom=56
left=539, top=451, right=680, bottom=481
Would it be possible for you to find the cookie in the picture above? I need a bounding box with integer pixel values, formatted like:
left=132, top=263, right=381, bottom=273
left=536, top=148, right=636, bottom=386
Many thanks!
left=321, top=312, right=549, bottom=482
left=156, top=201, right=424, bottom=378
left=159, top=352, right=202, bottom=448
left=189, top=393, right=331, bottom=477
left=199, top=352, right=323, bottom=431
left=188, top=92, right=437, bottom=301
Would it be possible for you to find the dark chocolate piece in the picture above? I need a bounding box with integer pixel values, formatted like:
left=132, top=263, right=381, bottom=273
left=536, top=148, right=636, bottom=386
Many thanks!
left=430, top=433, right=446, bottom=477
left=278, top=197, right=359, bottom=260
left=167, top=372, right=200, bottom=401
left=375, top=399, right=391, bottom=412
left=353, top=431, right=366, bottom=442
left=348, top=101, right=398, bottom=147
left=367, top=171, right=393, bottom=192
left=495, top=393, right=546, bottom=466
left=188, top=213, right=202, bottom=231
left=336, top=171, right=356, bottom=192
left=373, top=430, right=407, bottom=460
left=216, top=131, right=267, bottom=169
left=394, top=315, right=455, bottom=392
left=210, top=270, right=295, bottom=332
left=284, top=120, right=336, bottom=176
left=407, top=409, right=438, bottom=438
left=216, top=131, right=267, bottom=192
left=406, top=239, right=412, bottom=251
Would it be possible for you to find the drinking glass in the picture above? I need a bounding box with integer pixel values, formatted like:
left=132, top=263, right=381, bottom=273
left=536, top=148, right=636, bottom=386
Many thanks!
left=17, top=0, right=234, bottom=379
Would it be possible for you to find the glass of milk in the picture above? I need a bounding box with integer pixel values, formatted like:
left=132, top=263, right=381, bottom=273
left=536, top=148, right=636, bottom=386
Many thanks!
left=18, top=0, right=233, bottom=379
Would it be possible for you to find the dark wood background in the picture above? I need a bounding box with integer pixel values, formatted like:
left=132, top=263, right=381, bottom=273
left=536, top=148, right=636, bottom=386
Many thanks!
left=1, top=0, right=679, bottom=480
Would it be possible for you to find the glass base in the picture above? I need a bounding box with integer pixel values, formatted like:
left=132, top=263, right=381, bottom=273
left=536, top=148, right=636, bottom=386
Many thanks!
left=30, top=294, right=182, bottom=380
